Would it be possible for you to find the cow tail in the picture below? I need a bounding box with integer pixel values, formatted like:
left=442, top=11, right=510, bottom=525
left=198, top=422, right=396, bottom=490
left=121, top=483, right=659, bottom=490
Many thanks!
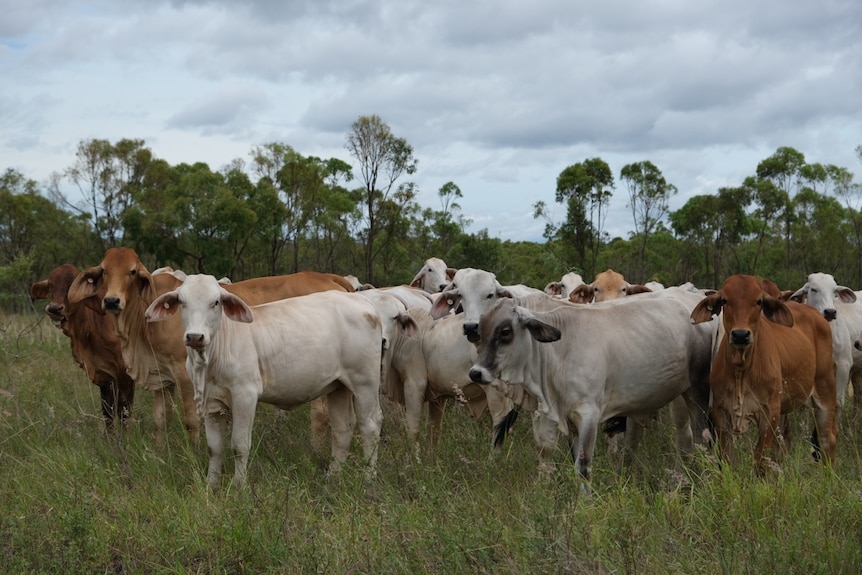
left=493, top=407, right=520, bottom=448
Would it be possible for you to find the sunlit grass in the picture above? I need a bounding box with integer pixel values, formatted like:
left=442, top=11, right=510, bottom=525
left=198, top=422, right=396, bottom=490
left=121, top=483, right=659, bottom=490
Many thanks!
left=2, top=311, right=862, bottom=573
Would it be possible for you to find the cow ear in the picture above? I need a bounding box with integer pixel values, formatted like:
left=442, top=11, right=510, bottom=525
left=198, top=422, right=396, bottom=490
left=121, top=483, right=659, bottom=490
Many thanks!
left=221, top=292, right=253, bottom=323
left=762, top=296, right=794, bottom=327
left=626, top=284, right=652, bottom=295
left=409, top=272, right=424, bottom=288
left=837, top=287, right=857, bottom=304
left=430, top=290, right=460, bottom=319
left=523, top=317, right=561, bottom=343
left=691, top=293, right=722, bottom=324
left=395, top=312, right=419, bottom=338
left=543, top=281, right=563, bottom=297
left=496, top=287, right=514, bottom=299
left=146, top=292, right=180, bottom=322
left=788, top=284, right=808, bottom=303
left=446, top=268, right=457, bottom=281
left=67, top=266, right=102, bottom=305
left=568, top=284, right=594, bottom=304
left=30, top=280, right=50, bottom=301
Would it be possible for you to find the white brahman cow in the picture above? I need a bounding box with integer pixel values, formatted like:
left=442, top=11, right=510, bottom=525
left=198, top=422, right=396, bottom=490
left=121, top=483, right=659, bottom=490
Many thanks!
left=468, top=293, right=706, bottom=482
left=543, top=272, right=585, bottom=299
left=789, top=272, right=860, bottom=407
left=409, top=257, right=457, bottom=294
left=145, top=274, right=383, bottom=489
left=432, top=267, right=712, bottom=460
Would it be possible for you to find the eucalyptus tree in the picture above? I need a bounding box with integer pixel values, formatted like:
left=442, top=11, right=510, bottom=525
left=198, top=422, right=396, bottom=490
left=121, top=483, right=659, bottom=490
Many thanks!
left=0, top=168, right=94, bottom=286
left=51, top=138, right=153, bottom=249
left=620, top=160, right=677, bottom=281
left=549, top=157, right=614, bottom=278
left=345, top=115, right=418, bottom=284
left=669, top=186, right=751, bottom=288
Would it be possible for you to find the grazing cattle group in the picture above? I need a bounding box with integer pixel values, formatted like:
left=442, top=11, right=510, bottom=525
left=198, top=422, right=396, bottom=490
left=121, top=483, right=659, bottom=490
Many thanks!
left=33, top=250, right=853, bottom=489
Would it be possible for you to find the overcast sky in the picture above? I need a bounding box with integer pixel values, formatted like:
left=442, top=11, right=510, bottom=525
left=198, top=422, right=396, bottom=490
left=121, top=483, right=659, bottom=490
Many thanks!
left=2, top=0, right=861, bottom=242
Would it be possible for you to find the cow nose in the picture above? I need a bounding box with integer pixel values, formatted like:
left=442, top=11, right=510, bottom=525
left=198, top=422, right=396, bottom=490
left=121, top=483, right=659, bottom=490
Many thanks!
left=185, top=333, right=205, bottom=348
left=469, top=367, right=485, bottom=383
left=730, top=329, right=751, bottom=346
left=463, top=322, right=479, bottom=342
left=856, top=340, right=862, bottom=351
left=103, top=297, right=121, bottom=311
left=824, top=309, right=837, bottom=321
left=46, top=304, right=64, bottom=316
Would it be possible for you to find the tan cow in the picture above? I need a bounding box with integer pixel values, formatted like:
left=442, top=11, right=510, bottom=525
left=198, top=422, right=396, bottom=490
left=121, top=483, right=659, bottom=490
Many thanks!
left=568, top=269, right=652, bottom=304
left=691, top=274, right=838, bottom=472
left=31, top=264, right=135, bottom=432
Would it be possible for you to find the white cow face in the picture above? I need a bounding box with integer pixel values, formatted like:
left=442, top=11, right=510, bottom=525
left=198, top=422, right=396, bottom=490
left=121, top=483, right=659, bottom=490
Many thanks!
left=790, top=272, right=857, bottom=321
left=431, top=268, right=514, bottom=342
left=145, top=274, right=253, bottom=349
left=469, top=299, right=560, bottom=385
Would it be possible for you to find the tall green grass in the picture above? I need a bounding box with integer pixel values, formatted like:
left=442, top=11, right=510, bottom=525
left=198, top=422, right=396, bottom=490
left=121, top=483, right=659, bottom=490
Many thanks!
left=2, top=311, right=861, bottom=574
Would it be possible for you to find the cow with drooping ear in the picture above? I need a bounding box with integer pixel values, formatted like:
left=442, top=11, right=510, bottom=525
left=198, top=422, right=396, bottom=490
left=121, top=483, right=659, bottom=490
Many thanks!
left=31, top=264, right=136, bottom=433
left=470, top=293, right=703, bottom=485
left=146, top=274, right=384, bottom=490
left=690, top=274, right=837, bottom=473
left=409, top=257, right=457, bottom=294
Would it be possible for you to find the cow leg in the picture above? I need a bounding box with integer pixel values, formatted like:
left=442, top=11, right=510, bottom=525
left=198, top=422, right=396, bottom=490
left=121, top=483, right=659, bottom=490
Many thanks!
left=326, top=386, right=356, bottom=474
left=670, top=395, right=695, bottom=462
left=811, top=384, right=839, bottom=466
left=176, top=375, right=202, bottom=442
left=427, top=400, right=446, bottom=450
left=754, top=401, right=782, bottom=475
left=204, top=406, right=229, bottom=490
left=850, top=366, right=862, bottom=409
left=229, top=388, right=259, bottom=489
left=351, top=381, right=383, bottom=471
left=151, top=388, right=169, bottom=444
left=532, top=412, right=559, bottom=474
left=572, top=407, right=601, bottom=484
left=309, top=396, right=329, bottom=454
left=485, top=386, right=515, bottom=449
left=118, top=375, right=135, bottom=429
left=403, top=376, right=429, bottom=446
left=711, top=405, right=733, bottom=465
left=618, top=419, right=644, bottom=472
left=99, top=384, right=117, bottom=433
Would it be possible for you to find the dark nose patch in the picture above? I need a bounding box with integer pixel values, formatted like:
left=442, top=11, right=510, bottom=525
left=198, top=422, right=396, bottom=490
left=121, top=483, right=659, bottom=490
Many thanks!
left=185, top=333, right=205, bottom=347
left=103, top=297, right=120, bottom=310
left=731, top=329, right=751, bottom=346
left=824, top=309, right=837, bottom=321
left=469, top=368, right=485, bottom=383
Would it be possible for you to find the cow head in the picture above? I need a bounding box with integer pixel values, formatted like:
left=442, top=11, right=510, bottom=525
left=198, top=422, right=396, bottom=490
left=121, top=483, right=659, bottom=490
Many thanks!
left=31, top=264, right=79, bottom=331
left=691, top=274, right=794, bottom=351
left=146, top=274, right=253, bottom=350
left=430, top=268, right=514, bottom=342
left=568, top=269, right=652, bottom=304
left=788, top=272, right=857, bottom=322
left=410, top=257, right=456, bottom=294
left=469, top=299, right=560, bottom=385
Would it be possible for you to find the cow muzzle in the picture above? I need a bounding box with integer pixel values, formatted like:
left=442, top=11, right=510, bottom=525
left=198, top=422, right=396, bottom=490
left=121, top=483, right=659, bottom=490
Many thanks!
left=730, top=329, right=752, bottom=348
left=46, top=304, right=65, bottom=325
left=469, top=365, right=493, bottom=384
left=185, top=333, right=206, bottom=349
left=463, top=322, right=480, bottom=343
left=823, top=308, right=837, bottom=321
left=103, top=296, right=122, bottom=312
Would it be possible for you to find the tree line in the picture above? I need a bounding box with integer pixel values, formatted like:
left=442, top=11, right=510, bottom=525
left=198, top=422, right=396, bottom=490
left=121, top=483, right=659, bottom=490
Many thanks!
left=1, top=113, right=861, bottom=311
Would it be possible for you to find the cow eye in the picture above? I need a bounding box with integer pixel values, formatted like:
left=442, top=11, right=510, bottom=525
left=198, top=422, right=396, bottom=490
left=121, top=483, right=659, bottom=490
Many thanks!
left=212, top=300, right=220, bottom=308
left=485, top=293, right=493, bottom=299
left=755, top=299, right=763, bottom=307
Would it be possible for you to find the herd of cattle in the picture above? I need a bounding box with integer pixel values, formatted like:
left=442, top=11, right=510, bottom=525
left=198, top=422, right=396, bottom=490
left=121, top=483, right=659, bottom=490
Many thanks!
left=30, top=248, right=862, bottom=489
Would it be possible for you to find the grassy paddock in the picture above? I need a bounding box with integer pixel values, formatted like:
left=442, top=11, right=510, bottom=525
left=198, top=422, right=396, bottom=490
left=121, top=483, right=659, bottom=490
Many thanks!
left=2, top=311, right=862, bottom=574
